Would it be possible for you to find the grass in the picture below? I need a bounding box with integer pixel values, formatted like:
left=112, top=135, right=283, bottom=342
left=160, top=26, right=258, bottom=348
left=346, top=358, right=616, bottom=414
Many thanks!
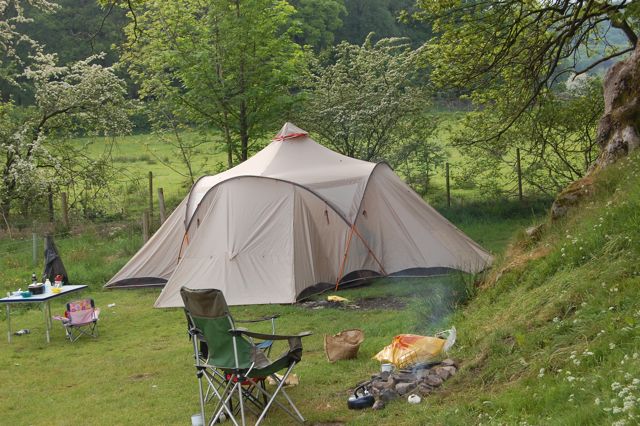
left=5, top=128, right=637, bottom=424
left=0, top=186, right=538, bottom=425
left=0, top=277, right=467, bottom=425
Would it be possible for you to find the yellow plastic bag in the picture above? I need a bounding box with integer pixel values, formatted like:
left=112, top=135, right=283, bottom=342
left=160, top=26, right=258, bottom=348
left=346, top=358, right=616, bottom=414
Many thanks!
left=373, top=328, right=456, bottom=368
left=327, top=295, right=349, bottom=303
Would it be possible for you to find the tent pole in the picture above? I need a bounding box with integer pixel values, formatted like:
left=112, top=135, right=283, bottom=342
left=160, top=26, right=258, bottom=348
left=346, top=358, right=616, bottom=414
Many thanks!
left=352, top=226, right=387, bottom=276
left=335, top=224, right=356, bottom=291
left=178, top=232, right=190, bottom=263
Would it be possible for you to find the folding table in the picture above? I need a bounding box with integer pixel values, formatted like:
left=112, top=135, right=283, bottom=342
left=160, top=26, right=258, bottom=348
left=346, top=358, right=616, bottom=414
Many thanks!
left=0, top=285, right=88, bottom=343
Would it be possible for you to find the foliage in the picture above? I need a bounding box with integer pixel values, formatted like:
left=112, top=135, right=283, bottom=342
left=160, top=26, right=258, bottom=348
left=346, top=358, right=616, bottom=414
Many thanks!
left=288, top=0, right=346, bottom=52
left=418, top=0, right=637, bottom=130
left=124, top=0, right=305, bottom=168
left=334, top=0, right=431, bottom=46
left=299, top=35, right=433, bottom=163
left=386, top=116, right=447, bottom=197
left=415, top=0, right=638, bottom=195
left=454, top=76, right=604, bottom=197
left=20, top=0, right=126, bottom=67
left=0, top=1, right=131, bottom=224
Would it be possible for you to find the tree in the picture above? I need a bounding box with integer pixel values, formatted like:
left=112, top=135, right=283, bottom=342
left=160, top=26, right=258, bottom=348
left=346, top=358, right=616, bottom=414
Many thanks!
left=386, top=118, right=447, bottom=197
left=332, top=0, right=431, bottom=46
left=124, top=0, right=305, bottom=168
left=453, top=75, right=603, bottom=198
left=298, top=35, right=433, bottom=162
left=0, top=2, right=131, bottom=223
left=20, top=0, right=127, bottom=67
left=418, top=0, right=639, bottom=215
left=288, top=0, right=346, bottom=52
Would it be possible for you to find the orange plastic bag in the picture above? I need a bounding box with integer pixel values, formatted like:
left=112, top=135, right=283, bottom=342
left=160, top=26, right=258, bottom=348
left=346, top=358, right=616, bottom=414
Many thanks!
left=373, top=328, right=456, bottom=368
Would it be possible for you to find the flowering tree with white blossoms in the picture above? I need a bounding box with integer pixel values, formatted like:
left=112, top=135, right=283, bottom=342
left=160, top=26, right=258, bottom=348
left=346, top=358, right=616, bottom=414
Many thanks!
left=0, top=0, right=130, bottom=224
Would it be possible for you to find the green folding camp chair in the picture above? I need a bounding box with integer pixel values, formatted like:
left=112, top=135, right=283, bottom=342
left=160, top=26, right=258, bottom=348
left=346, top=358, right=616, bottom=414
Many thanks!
left=181, top=287, right=312, bottom=426
left=183, top=299, right=278, bottom=418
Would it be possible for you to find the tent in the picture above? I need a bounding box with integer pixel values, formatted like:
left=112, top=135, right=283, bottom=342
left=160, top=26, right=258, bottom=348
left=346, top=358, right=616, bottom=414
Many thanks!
left=106, top=123, right=492, bottom=307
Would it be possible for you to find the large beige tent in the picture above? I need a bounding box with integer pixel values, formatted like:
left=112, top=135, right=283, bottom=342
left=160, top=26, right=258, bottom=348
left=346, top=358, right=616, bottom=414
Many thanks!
left=106, top=123, right=492, bottom=307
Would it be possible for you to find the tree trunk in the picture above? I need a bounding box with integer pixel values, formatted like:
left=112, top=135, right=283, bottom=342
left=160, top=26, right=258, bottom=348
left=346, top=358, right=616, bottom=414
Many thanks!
left=239, top=101, right=249, bottom=162
left=551, top=42, right=640, bottom=220
left=1, top=170, right=15, bottom=223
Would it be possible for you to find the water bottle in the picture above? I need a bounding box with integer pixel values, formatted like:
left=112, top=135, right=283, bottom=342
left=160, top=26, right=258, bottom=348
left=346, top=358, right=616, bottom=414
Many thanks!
left=44, top=278, right=51, bottom=293
left=31, top=273, right=37, bottom=285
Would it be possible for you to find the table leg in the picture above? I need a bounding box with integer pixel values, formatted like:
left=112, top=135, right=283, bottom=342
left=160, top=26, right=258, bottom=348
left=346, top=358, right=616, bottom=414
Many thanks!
left=6, top=304, right=11, bottom=344
left=46, top=302, right=53, bottom=329
left=43, top=302, right=50, bottom=344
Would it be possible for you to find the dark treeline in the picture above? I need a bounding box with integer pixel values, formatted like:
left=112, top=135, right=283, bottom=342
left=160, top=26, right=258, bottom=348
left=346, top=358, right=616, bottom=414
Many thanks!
left=6, top=0, right=429, bottom=106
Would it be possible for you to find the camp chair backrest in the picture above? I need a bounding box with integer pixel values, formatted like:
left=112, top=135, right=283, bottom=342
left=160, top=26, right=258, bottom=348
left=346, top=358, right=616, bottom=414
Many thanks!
left=66, top=299, right=97, bottom=325
left=180, top=288, right=254, bottom=370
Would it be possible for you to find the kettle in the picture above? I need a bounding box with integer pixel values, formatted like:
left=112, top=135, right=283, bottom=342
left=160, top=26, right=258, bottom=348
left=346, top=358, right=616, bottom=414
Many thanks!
left=347, top=384, right=375, bottom=409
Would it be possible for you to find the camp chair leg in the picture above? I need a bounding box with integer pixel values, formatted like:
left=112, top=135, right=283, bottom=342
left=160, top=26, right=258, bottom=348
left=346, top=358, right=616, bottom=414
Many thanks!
left=209, top=377, right=238, bottom=426
left=279, top=387, right=304, bottom=422
left=250, top=380, right=299, bottom=423
left=237, top=380, right=246, bottom=426
left=193, top=339, right=207, bottom=424
left=255, top=362, right=304, bottom=425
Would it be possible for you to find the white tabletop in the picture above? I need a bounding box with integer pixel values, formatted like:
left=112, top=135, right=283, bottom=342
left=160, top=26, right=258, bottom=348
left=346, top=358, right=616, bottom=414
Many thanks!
left=0, top=285, right=88, bottom=304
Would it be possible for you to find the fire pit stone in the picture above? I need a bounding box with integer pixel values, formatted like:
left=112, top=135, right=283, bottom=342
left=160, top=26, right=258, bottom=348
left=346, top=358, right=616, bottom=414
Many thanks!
left=353, top=359, right=458, bottom=410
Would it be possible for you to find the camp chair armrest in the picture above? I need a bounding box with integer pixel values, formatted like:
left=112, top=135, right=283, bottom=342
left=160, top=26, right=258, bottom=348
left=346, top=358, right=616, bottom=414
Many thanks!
left=234, top=314, right=280, bottom=323
left=229, top=328, right=312, bottom=340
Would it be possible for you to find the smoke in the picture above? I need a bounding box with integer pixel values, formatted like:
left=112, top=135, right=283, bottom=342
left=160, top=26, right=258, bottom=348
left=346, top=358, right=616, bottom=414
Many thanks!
left=412, top=273, right=475, bottom=334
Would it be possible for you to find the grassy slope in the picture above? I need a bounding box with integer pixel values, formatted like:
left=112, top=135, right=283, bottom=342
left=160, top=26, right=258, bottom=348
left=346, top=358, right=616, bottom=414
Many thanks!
left=0, top=195, right=540, bottom=425
left=4, top=131, right=635, bottom=424
left=421, top=153, right=640, bottom=425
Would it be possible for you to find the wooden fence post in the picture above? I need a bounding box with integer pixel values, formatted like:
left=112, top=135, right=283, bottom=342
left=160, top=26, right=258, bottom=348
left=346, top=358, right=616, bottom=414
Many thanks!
left=61, top=192, right=69, bottom=228
left=32, top=228, right=38, bottom=267
left=47, top=185, right=54, bottom=223
left=158, top=188, right=166, bottom=225
left=142, top=210, right=150, bottom=243
left=516, top=148, right=523, bottom=202
left=148, top=171, right=154, bottom=226
left=445, top=162, right=451, bottom=208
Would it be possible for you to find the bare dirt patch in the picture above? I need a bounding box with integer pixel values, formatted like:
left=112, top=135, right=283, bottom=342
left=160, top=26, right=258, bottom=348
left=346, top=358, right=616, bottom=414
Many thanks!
left=301, top=296, right=406, bottom=310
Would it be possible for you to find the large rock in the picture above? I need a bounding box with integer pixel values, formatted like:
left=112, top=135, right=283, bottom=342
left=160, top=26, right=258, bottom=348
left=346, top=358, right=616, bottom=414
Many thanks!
left=372, top=399, right=385, bottom=410
left=552, top=42, right=640, bottom=220
left=441, top=358, right=458, bottom=368
left=442, top=365, right=457, bottom=377
left=395, top=382, right=417, bottom=396
left=433, top=367, right=451, bottom=381
left=417, top=384, right=433, bottom=396
left=379, top=388, right=399, bottom=402
left=424, top=374, right=444, bottom=387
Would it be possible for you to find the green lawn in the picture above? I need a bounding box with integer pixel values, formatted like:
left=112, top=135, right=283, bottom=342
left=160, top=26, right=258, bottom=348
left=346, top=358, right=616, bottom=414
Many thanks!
left=0, top=184, right=537, bottom=425
left=0, top=277, right=468, bottom=425
left=0, top=126, right=578, bottom=425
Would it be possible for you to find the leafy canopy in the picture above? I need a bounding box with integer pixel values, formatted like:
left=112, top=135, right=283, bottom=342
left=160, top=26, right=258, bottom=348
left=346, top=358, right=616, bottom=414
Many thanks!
left=418, top=0, right=638, bottom=140
left=298, top=35, right=434, bottom=163
left=1, top=1, right=131, bottom=220
left=124, top=0, right=305, bottom=167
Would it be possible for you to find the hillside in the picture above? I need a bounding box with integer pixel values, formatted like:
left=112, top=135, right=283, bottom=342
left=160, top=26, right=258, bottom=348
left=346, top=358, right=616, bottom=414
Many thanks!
left=423, top=153, right=640, bottom=424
